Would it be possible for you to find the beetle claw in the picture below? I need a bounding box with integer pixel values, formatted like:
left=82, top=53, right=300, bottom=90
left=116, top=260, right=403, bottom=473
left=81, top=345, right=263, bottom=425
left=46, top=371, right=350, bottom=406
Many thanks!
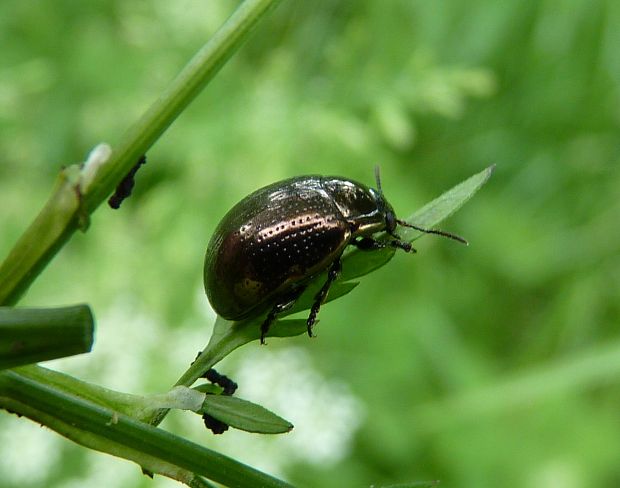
left=391, top=240, right=416, bottom=253
left=306, top=319, right=320, bottom=338
left=259, top=306, right=280, bottom=345
left=259, top=318, right=272, bottom=345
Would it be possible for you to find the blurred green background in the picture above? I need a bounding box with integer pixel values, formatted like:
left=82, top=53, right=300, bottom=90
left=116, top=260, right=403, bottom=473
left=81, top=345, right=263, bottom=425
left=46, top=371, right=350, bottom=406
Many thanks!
left=1, top=1, right=620, bottom=487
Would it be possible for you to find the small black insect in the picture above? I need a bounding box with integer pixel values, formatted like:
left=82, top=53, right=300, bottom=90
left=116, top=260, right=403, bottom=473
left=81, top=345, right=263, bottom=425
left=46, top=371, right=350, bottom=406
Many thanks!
left=201, top=368, right=238, bottom=435
left=204, top=168, right=466, bottom=344
left=204, top=368, right=238, bottom=396
left=108, top=155, right=146, bottom=209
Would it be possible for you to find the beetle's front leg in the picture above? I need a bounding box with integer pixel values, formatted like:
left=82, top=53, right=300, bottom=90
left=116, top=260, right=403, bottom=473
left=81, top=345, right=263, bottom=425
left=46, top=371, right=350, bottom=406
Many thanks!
left=353, top=236, right=416, bottom=253
left=306, top=258, right=342, bottom=338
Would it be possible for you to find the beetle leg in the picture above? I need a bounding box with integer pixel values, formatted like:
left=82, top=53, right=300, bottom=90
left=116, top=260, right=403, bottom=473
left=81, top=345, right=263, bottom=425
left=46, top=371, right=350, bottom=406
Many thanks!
left=352, top=236, right=383, bottom=250
left=353, top=236, right=416, bottom=253
left=307, top=258, right=342, bottom=338
left=389, top=239, right=415, bottom=253
left=260, top=287, right=306, bottom=345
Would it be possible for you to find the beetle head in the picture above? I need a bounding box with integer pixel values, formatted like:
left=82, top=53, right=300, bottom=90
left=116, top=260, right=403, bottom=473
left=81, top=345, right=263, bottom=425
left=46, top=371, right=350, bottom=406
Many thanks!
left=374, top=165, right=468, bottom=245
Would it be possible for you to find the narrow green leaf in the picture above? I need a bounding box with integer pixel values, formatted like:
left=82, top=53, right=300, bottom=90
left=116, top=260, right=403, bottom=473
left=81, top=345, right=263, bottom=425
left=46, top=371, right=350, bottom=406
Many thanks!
left=267, top=319, right=307, bottom=338
left=193, top=383, right=224, bottom=395
left=338, top=247, right=395, bottom=283
left=402, top=164, right=496, bottom=237
left=200, top=395, right=293, bottom=434
left=286, top=279, right=359, bottom=316
left=0, top=305, right=94, bottom=369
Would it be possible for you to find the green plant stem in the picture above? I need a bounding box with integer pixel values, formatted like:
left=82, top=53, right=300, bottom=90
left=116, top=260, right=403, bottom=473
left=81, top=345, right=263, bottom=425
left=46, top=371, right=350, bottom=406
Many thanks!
left=85, top=0, right=281, bottom=210
left=12, top=365, right=146, bottom=413
left=0, top=368, right=294, bottom=488
left=143, top=316, right=255, bottom=426
left=0, top=304, right=94, bottom=369
left=0, top=0, right=282, bottom=306
left=144, top=316, right=313, bottom=427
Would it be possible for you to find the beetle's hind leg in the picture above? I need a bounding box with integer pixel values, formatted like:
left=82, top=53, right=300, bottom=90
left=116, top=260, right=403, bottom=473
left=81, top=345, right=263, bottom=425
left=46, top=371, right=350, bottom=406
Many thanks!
left=260, top=258, right=342, bottom=344
left=307, top=258, right=342, bottom=338
left=260, top=287, right=306, bottom=345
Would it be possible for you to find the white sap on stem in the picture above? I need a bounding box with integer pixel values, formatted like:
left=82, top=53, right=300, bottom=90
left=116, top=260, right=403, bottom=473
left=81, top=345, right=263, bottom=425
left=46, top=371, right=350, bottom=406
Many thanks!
left=80, top=143, right=113, bottom=194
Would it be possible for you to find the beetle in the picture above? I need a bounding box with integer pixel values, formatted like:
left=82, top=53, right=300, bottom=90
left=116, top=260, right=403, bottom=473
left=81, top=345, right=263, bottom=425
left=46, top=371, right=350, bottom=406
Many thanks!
left=204, top=168, right=466, bottom=344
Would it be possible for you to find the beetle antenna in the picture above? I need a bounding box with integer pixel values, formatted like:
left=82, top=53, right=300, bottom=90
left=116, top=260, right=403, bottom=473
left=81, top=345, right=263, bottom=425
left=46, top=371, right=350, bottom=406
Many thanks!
left=396, top=219, right=469, bottom=245
left=374, top=165, right=383, bottom=195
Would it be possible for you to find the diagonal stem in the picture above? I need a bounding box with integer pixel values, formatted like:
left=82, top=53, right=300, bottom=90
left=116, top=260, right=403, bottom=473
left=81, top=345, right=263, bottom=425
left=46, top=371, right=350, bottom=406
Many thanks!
left=0, top=0, right=282, bottom=306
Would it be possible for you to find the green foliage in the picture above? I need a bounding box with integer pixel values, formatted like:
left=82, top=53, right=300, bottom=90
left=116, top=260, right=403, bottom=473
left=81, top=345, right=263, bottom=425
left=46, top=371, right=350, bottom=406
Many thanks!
left=199, top=395, right=293, bottom=434
left=0, top=366, right=293, bottom=488
left=1, top=1, right=619, bottom=488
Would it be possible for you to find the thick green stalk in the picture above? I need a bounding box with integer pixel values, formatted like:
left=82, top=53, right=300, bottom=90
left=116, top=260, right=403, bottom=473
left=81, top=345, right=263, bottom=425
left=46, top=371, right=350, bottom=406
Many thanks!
left=0, top=305, right=94, bottom=369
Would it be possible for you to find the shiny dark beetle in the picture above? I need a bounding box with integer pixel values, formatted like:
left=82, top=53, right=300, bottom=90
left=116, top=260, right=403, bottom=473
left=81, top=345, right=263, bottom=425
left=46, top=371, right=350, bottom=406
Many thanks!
left=204, top=169, right=466, bottom=344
